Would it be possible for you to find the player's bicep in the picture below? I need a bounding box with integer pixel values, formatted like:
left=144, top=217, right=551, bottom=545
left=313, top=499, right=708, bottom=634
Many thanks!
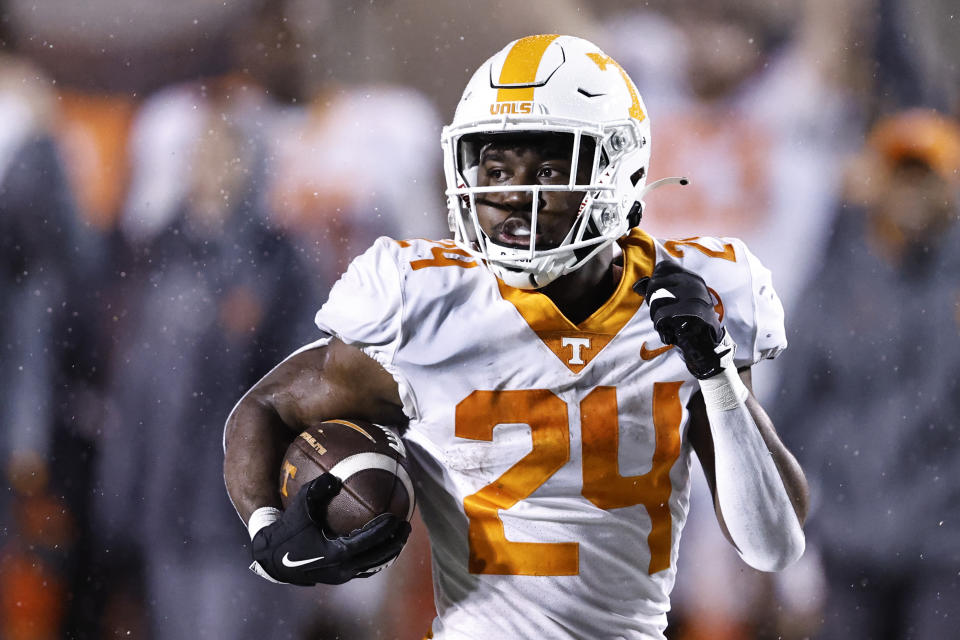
left=256, top=339, right=407, bottom=432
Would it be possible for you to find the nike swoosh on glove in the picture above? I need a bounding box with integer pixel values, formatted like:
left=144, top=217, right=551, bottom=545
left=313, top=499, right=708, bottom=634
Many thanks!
left=633, top=261, right=729, bottom=379
left=251, top=473, right=411, bottom=586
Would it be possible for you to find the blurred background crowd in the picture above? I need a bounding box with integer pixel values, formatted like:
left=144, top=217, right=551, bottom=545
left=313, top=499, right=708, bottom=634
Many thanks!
left=0, top=0, right=958, bottom=638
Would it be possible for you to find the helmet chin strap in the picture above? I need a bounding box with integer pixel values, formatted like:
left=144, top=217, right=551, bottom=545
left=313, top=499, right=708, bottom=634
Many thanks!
left=626, top=176, right=689, bottom=226
left=490, top=250, right=577, bottom=290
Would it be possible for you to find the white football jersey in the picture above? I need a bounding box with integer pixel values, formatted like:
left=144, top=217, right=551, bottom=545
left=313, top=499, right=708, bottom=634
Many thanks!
left=314, top=229, right=786, bottom=640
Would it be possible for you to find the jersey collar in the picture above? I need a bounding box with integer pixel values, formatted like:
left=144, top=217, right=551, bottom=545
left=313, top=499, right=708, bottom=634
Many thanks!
left=496, top=229, right=656, bottom=373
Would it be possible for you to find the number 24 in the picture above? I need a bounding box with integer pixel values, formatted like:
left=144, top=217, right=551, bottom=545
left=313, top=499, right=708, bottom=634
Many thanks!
left=455, top=383, right=683, bottom=577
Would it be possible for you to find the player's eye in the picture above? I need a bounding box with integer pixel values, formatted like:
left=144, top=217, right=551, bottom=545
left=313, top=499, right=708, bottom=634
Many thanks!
left=537, top=166, right=566, bottom=181
left=486, top=167, right=507, bottom=180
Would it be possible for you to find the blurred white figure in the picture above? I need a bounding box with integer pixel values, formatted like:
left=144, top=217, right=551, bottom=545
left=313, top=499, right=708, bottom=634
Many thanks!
left=267, top=84, right=445, bottom=285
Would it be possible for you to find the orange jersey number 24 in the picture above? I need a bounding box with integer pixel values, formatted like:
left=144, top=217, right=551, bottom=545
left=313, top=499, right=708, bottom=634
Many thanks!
left=455, top=383, right=683, bottom=577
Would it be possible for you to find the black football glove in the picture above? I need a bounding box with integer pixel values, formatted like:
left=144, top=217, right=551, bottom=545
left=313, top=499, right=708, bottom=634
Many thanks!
left=251, top=473, right=411, bottom=586
left=633, top=261, right=729, bottom=379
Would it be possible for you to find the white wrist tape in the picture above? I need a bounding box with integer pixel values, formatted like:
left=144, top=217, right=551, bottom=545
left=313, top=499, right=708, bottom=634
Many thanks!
left=698, top=333, right=749, bottom=411
left=247, top=507, right=286, bottom=583
left=247, top=506, right=282, bottom=541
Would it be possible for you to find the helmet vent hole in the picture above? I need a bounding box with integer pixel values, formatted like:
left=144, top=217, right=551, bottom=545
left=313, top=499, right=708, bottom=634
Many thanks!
left=577, top=87, right=605, bottom=98
left=630, top=167, right=646, bottom=186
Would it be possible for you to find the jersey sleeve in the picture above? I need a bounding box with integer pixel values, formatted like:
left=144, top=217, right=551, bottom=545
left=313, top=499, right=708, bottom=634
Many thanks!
left=664, top=236, right=787, bottom=368
left=314, top=237, right=419, bottom=419
left=718, top=238, right=787, bottom=367
left=315, top=236, right=404, bottom=351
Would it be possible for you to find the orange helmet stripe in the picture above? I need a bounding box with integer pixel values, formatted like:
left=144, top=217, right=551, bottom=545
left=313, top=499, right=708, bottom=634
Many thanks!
left=586, top=53, right=646, bottom=122
left=495, top=34, right=561, bottom=102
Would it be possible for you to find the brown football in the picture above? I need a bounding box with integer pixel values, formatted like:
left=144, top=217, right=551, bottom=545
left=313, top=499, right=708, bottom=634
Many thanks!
left=278, top=419, right=415, bottom=537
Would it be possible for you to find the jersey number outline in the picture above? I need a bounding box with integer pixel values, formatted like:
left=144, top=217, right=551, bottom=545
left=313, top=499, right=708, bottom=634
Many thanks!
left=395, top=239, right=479, bottom=270
left=663, top=237, right=736, bottom=262
left=455, top=383, right=683, bottom=576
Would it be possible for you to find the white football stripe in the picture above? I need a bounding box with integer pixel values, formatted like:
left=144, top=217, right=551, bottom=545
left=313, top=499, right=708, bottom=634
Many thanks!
left=328, top=452, right=416, bottom=521
left=648, top=289, right=676, bottom=303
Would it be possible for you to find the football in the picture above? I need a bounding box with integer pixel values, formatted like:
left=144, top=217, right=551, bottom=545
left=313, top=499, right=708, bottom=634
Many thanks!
left=278, top=419, right=415, bottom=537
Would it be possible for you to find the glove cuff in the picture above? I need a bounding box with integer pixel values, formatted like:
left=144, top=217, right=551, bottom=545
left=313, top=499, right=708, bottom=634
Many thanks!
left=249, top=560, right=283, bottom=584
left=248, top=506, right=282, bottom=541
left=698, top=333, right=749, bottom=411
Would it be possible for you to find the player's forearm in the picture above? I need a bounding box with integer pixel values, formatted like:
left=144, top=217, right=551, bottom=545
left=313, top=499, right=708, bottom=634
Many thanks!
left=223, top=396, right=293, bottom=524
left=700, top=366, right=807, bottom=572
left=743, top=394, right=809, bottom=523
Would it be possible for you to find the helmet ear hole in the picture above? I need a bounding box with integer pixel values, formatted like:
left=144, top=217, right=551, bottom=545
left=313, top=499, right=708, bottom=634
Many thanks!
left=627, top=201, right=643, bottom=228
left=630, top=167, right=646, bottom=186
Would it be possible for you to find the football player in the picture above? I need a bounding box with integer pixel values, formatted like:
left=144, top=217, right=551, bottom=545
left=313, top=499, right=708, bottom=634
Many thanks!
left=224, top=35, right=808, bottom=639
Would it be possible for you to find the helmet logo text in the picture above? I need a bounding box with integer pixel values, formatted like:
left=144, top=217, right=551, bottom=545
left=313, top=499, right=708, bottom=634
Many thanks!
left=490, top=101, right=536, bottom=115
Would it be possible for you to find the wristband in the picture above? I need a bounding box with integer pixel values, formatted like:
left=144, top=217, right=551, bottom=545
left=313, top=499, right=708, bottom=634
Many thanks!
left=247, top=506, right=282, bottom=540
left=698, top=333, right=749, bottom=411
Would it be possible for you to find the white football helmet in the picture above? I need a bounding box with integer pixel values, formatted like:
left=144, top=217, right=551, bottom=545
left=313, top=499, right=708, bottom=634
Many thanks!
left=442, top=34, right=677, bottom=290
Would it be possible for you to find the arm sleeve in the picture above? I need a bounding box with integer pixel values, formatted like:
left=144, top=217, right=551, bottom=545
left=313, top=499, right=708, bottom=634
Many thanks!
left=693, top=240, right=804, bottom=571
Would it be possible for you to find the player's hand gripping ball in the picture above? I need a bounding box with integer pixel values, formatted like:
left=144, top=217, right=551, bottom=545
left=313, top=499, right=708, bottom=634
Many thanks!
left=279, top=419, right=415, bottom=535
left=634, top=261, right=728, bottom=379
left=252, top=419, right=415, bottom=585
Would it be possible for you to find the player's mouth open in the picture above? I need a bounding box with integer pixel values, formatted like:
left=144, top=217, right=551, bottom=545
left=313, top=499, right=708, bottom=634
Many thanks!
left=494, top=217, right=542, bottom=248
